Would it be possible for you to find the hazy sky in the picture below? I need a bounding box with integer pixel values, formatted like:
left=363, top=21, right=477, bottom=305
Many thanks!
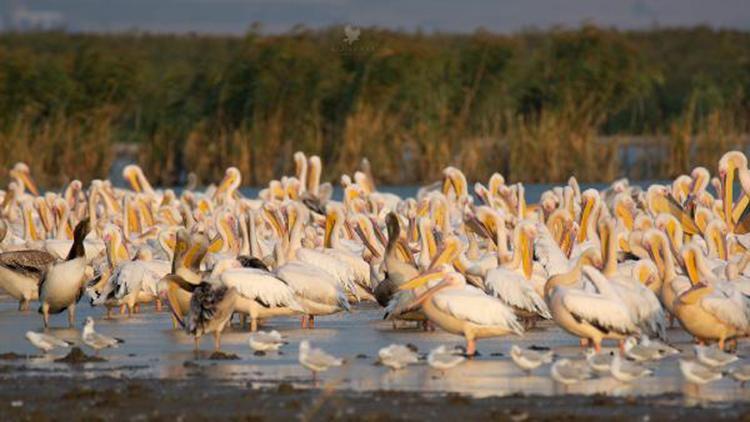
left=3, top=0, right=750, bottom=33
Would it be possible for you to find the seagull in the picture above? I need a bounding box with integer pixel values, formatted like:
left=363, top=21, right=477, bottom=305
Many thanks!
left=584, top=348, right=615, bottom=372
left=427, top=345, right=466, bottom=373
left=510, top=345, right=553, bottom=375
left=694, top=345, right=739, bottom=367
left=25, top=331, right=72, bottom=354
left=550, top=359, right=593, bottom=387
left=679, top=359, right=722, bottom=385
left=610, top=353, right=653, bottom=383
left=623, top=337, right=670, bottom=362
left=248, top=330, right=287, bottom=352
left=298, top=340, right=344, bottom=381
left=729, top=364, right=750, bottom=387
left=640, top=336, right=679, bottom=356
left=378, top=344, right=419, bottom=370
left=81, top=317, right=124, bottom=354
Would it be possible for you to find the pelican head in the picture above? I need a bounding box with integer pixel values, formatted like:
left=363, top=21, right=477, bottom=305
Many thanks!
left=10, top=162, right=39, bottom=196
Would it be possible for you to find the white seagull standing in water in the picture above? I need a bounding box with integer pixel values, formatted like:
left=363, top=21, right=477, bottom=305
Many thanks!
left=248, top=330, right=287, bottom=352
left=378, top=344, right=419, bottom=370
left=694, top=345, right=739, bottom=367
left=81, top=317, right=124, bottom=354
left=298, top=340, right=344, bottom=381
left=427, top=345, right=466, bottom=374
left=510, top=345, right=554, bottom=375
left=25, top=331, right=72, bottom=354
left=610, top=353, right=653, bottom=383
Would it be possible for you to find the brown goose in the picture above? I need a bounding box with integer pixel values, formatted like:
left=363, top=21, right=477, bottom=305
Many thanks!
left=38, top=219, right=90, bottom=327
left=0, top=249, right=56, bottom=310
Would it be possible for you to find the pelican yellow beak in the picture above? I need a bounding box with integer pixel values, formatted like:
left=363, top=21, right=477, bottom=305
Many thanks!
left=577, top=197, right=593, bottom=242
left=207, top=236, right=224, bottom=254
left=324, top=210, right=337, bottom=248
left=263, top=206, right=285, bottom=238
left=126, top=170, right=142, bottom=193
left=399, top=268, right=446, bottom=291
left=520, top=230, right=534, bottom=280
left=615, top=202, right=634, bottom=231
left=428, top=237, right=461, bottom=269
left=13, top=169, right=40, bottom=196
left=682, top=247, right=700, bottom=285
left=214, top=173, right=234, bottom=199
left=722, top=167, right=734, bottom=228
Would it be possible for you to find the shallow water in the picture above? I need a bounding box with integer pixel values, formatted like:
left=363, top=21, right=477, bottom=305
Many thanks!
left=1, top=296, right=748, bottom=403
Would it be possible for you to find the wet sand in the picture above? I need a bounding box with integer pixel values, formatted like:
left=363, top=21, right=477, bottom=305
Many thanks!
left=2, top=295, right=750, bottom=419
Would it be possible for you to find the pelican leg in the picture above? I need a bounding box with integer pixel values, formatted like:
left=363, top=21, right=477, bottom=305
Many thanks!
left=18, top=299, right=28, bottom=311
left=466, top=338, right=477, bottom=357
left=309, top=315, right=315, bottom=329
left=240, top=314, right=248, bottom=328
left=41, top=302, right=50, bottom=328
left=214, top=331, right=221, bottom=352
left=67, top=304, right=76, bottom=327
left=105, top=307, right=113, bottom=320
left=301, top=315, right=308, bottom=329
left=579, top=338, right=589, bottom=347
left=193, top=337, right=200, bottom=351
left=127, top=304, right=133, bottom=318
left=134, top=304, right=141, bottom=314
left=593, top=340, right=601, bottom=353
left=171, top=314, right=179, bottom=329
left=155, top=298, right=163, bottom=312
left=618, top=339, right=625, bottom=352
left=719, top=338, right=726, bottom=351
left=250, top=318, right=258, bottom=332
left=728, top=338, right=738, bottom=352
left=120, top=304, right=127, bottom=315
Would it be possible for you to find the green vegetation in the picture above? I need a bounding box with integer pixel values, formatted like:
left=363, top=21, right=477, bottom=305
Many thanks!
left=0, top=25, right=748, bottom=187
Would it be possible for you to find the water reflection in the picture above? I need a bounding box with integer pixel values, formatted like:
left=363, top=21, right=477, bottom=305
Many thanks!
left=2, top=298, right=750, bottom=402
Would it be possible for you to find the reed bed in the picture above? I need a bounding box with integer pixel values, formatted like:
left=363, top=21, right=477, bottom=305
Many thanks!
left=0, top=26, right=749, bottom=188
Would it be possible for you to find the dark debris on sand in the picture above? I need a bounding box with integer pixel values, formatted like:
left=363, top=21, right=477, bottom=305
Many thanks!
left=54, top=347, right=105, bottom=364
left=2, top=377, right=750, bottom=421
left=208, top=351, right=240, bottom=360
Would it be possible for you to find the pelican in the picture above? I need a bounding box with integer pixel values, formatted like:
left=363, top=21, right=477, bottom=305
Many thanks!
left=399, top=266, right=523, bottom=356
left=544, top=248, right=636, bottom=352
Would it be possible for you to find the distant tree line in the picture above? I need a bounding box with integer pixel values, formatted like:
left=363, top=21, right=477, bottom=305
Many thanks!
left=0, top=25, right=748, bottom=187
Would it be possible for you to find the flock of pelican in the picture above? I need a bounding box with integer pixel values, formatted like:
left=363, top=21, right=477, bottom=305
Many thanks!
left=4, top=150, right=750, bottom=389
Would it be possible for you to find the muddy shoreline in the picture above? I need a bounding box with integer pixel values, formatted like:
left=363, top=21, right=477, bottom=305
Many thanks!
left=0, top=376, right=748, bottom=421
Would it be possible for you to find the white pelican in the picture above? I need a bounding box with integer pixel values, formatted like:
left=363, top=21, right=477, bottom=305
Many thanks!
left=483, top=221, right=552, bottom=324
left=399, top=266, right=523, bottom=356
left=218, top=260, right=304, bottom=332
